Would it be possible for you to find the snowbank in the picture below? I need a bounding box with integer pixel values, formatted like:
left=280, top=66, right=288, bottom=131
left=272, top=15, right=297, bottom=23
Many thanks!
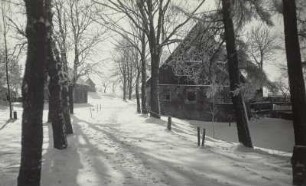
left=0, top=94, right=293, bottom=186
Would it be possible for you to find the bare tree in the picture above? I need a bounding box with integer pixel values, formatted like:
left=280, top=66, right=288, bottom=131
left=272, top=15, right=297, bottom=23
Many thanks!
left=0, top=1, right=28, bottom=105
left=53, top=0, right=73, bottom=134
left=140, top=27, right=148, bottom=114
left=46, top=0, right=68, bottom=149
left=136, top=0, right=205, bottom=118
left=93, top=7, right=149, bottom=113
left=134, top=48, right=142, bottom=113
left=247, top=25, right=277, bottom=70
left=113, top=39, right=137, bottom=101
left=1, top=1, right=13, bottom=119
left=247, top=25, right=277, bottom=96
left=93, top=0, right=205, bottom=118
left=55, top=0, right=105, bottom=114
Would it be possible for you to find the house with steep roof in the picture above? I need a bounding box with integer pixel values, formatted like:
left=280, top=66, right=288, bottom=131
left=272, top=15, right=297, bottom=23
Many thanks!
left=146, top=21, right=264, bottom=121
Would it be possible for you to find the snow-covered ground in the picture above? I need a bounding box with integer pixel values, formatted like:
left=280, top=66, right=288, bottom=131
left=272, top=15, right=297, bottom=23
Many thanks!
left=0, top=93, right=293, bottom=186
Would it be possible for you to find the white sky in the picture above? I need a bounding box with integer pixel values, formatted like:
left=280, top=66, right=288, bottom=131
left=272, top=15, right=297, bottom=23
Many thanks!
left=0, top=0, right=292, bottom=90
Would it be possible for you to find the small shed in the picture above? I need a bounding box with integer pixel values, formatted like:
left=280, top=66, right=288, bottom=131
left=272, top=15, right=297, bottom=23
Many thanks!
left=86, top=78, right=96, bottom=92
left=45, top=78, right=89, bottom=104
left=73, top=79, right=89, bottom=103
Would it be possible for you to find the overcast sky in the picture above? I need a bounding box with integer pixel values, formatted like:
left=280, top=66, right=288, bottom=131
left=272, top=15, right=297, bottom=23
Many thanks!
left=0, top=0, right=290, bottom=91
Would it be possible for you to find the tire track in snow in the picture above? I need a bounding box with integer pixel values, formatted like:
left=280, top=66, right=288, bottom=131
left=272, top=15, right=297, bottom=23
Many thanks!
left=74, top=106, right=169, bottom=186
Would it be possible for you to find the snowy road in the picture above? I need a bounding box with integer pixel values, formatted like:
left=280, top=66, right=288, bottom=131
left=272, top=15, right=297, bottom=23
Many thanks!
left=0, top=93, right=293, bottom=186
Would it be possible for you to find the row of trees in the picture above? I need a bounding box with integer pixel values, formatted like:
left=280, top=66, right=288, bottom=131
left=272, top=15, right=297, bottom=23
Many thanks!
left=15, top=0, right=306, bottom=185
left=1, top=0, right=104, bottom=116
left=93, top=0, right=206, bottom=117
left=16, top=0, right=104, bottom=185
left=97, top=0, right=272, bottom=148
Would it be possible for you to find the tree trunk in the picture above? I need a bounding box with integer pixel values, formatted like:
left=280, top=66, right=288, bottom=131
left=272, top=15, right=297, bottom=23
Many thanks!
left=54, top=2, right=72, bottom=134
left=5, top=43, right=12, bottom=119
left=123, top=72, right=127, bottom=101
left=46, top=8, right=68, bottom=149
left=69, top=85, right=74, bottom=114
left=18, top=0, right=47, bottom=185
left=46, top=0, right=67, bottom=150
left=221, top=0, right=253, bottom=148
left=282, top=0, right=306, bottom=185
left=127, top=61, right=132, bottom=100
left=136, top=71, right=141, bottom=113
left=62, top=85, right=73, bottom=134
left=128, top=78, right=133, bottom=100
left=59, top=44, right=73, bottom=134
left=47, top=70, right=67, bottom=149
left=150, top=51, right=161, bottom=118
left=141, top=31, right=148, bottom=114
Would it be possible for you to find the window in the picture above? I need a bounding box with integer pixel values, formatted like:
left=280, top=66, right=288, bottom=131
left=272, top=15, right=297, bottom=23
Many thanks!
left=214, top=88, right=231, bottom=103
left=162, top=91, right=171, bottom=102
left=186, top=89, right=196, bottom=103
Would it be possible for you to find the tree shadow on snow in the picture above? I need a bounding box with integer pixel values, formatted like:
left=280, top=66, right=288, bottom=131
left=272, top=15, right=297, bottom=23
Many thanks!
left=71, top=115, right=224, bottom=186
left=41, top=124, right=83, bottom=186
left=69, top=115, right=144, bottom=185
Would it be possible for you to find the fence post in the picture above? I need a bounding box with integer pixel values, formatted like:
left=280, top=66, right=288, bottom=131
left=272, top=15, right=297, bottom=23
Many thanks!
left=13, top=111, right=17, bottom=119
left=197, top=127, right=200, bottom=146
left=201, top=128, right=206, bottom=146
left=167, top=116, right=172, bottom=130
left=90, top=108, right=92, bottom=118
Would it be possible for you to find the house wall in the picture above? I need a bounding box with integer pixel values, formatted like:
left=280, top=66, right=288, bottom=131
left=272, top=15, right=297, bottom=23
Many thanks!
left=73, top=84, right=88, bottom=103
left=44, top=84, right=88, bottom=104
left=85, top=79, right=96, bottom=92
left=147, top=85, right=235, bottom=122
left=88, top=86, right=96, bottom=92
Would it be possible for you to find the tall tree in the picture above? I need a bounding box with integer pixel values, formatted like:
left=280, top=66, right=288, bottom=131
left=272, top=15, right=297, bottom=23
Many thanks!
left=46, top=0, right=68, bottom=149
left=1, top=1, right=13, bottom=119
left=247, top=25, right=277, bottom=96
left=134, top=47, right=142, bottom=113
left=67, top=0, right=102, bottom=114
left=53, top=0, right=73, bottom=134
left=114, top=40, right=134, bottom=101
left=136, top=0, right=204, bottom=118
left=282, top=0, right=306, bottom=185
left=140, top=27, right=148, bottom=114
left=18, top=0, right=47, bottom=185
left=93, top=9, right=149, bottom=113
left=94, top=0, right=205, bottom=118
left=221, top=0, right=253, bottom=148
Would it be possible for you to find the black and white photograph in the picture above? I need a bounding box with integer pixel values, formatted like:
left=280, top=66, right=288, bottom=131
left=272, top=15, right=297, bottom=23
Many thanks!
left=0, top=0, right=305, bottom=185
